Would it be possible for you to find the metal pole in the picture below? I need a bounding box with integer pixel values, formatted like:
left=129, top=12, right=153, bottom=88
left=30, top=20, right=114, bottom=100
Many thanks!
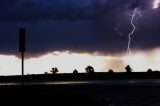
left=21, top=51, right=24, bottom=85
left=19, top=28, right=26, bottom=85
left=22, top=51, right=24, bottom=76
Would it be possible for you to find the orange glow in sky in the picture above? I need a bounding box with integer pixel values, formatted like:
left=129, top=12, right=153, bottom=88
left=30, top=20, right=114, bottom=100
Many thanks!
left=0, top=49, right=160, bottom=75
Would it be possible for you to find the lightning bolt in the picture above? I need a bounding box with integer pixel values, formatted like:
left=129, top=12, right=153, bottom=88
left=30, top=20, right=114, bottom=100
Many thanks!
left=115, top=9, right=142, bottom=55
left=135, top=10, right=142, bottom=27
left=115, top=0, right=159, bottom=56
left=127, top=0, right=160, bottom=55
left=127, top=8, right=139, bottom=55
left=115, top=22, right=123, bottom=36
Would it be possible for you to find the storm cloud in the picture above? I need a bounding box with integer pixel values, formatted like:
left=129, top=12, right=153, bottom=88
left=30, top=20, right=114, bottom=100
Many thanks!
left=0, top=0, right=159, bottom=58
left=0, top=0, right=153, bottom=21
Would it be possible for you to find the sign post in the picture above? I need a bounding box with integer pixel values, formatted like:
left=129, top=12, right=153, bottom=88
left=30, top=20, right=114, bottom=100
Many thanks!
left=19, top=28, right=26, bottom=81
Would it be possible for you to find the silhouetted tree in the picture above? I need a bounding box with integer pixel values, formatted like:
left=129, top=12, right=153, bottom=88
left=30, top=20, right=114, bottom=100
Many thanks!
left=147, top=69, right=152, bottom=73
left=125, top=65, right=132, bottom=73
left=85, top=66, right=94, bottom=73
left=108, top=69, right=114, bottom=74
left=73, top=69, right=78, bottom=74
left=44, top=72, right=48, bottom=74
left=51, top=67, right=59, bottom=74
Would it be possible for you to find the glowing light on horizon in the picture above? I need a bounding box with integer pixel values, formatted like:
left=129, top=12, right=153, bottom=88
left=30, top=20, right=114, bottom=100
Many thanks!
left=153, top=0, right=160, bottom=9
left=25, top=51, right=109, bottom=74
left=0, top=55, right=20, bottom=75
left=0, top=50, right=160, bottom=75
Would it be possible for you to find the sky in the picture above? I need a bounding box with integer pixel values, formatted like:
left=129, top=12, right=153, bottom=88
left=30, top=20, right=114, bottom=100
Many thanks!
left=0, top=0, right=160, bottom=75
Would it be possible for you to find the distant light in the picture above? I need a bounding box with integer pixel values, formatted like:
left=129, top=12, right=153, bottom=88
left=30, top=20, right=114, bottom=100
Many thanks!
left=153, top=0, right=160, bottom=9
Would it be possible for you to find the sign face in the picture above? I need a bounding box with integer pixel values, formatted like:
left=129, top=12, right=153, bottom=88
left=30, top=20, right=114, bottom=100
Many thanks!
left=19, top=28, right=26, bottom=52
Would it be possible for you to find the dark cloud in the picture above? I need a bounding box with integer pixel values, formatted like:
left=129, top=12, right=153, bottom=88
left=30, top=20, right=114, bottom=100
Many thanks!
left=0, top=0, right=159, bottom=58
left=0, top=0, right=153, bottom=21
left=0, top=0, right=17, bottom=10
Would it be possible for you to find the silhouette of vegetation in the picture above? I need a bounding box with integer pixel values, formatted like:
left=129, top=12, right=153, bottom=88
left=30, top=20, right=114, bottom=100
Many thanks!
left=51, top=67, right=59, bottom=74
left=85, top=66, right=94, bottom=73
left=147, top=69, right=152, bottom=73
left=125, top=65, right=132, bottom=73
left=44, top=72, right=48, bottom=74
left=108, top=69, right=114, bottom=74
left=73, top=69, right=78, bottom=74
left=155, top=70, right=159, bottom=73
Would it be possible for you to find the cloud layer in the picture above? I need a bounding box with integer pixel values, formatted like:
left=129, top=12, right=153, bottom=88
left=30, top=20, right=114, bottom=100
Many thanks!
left=0, top=0, right=159, bottom=58
left=0, top=0, right=153, bottom=21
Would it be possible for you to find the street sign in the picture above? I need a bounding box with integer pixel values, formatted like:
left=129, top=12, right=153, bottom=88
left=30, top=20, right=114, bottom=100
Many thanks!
left=19, top=28, right=26, bottom=52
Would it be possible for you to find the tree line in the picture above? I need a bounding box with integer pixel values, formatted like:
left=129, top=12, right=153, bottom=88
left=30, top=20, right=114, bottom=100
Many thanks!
left=44, top=65, right=158, bottom=74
